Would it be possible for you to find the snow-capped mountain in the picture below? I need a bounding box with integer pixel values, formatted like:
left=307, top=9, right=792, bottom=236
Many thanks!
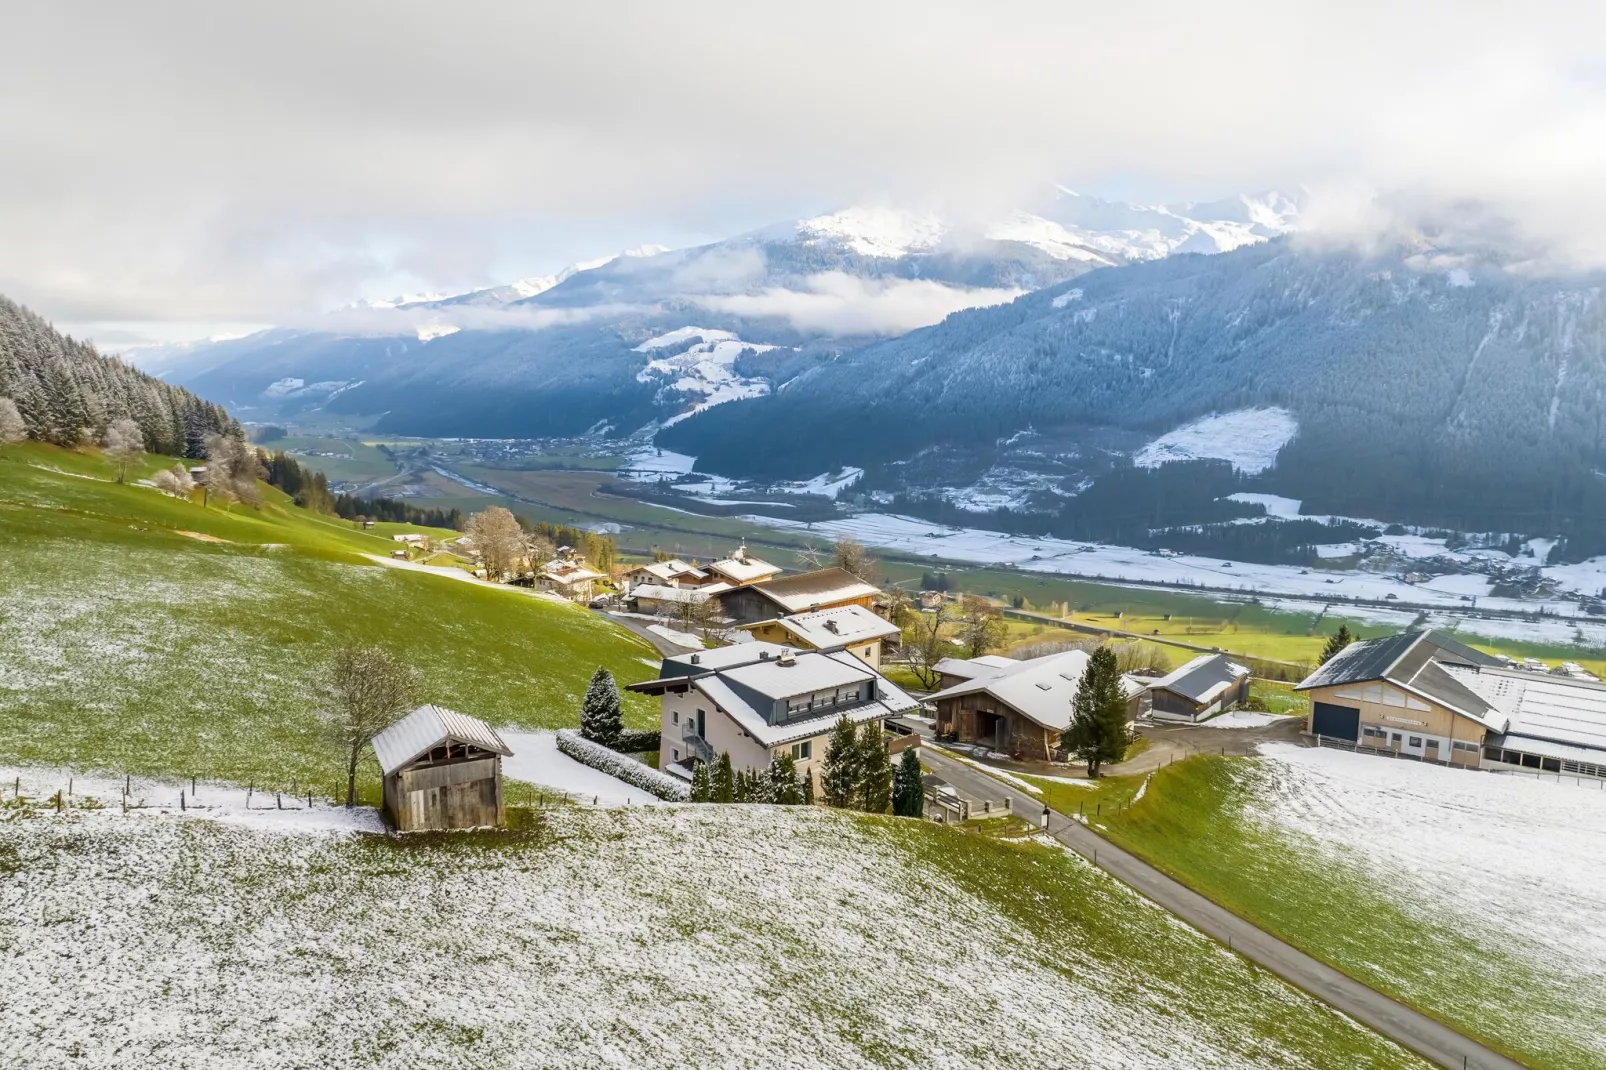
left=156, top=187, right=1304, bottom=438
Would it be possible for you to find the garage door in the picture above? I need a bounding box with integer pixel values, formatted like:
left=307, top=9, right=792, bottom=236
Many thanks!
left=1311, top=701, right=1360, bottom=742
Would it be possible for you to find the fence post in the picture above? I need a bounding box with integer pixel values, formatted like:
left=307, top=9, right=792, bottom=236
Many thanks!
left=276, top=793, right=281, bottom=810
left=55, top=790, right=61, bottom=813
left=181, top=789, right=186, bottom=811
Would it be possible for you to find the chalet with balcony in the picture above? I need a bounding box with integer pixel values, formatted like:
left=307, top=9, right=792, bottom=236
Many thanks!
left=626, top=642, right=919, bottom=791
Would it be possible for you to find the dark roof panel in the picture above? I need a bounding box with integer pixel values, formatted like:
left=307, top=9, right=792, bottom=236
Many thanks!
left=1296, top=630, right=1424, bottom=690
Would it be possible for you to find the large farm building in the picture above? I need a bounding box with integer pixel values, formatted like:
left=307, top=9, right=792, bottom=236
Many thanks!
left=1297, top=629, right=1606, bottom=780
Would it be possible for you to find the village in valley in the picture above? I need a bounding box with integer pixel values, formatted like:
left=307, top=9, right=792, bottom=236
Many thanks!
left=10, top=13, right=1606, bottom=1064
left=4, top=412, right=1606, bottom=1069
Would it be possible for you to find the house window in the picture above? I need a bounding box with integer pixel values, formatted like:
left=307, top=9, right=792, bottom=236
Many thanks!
left=1382, top=688, right=1406, bottom=708
left=791, top=740, right=813, bottom=761
left=1408, top=736, right=1422, bottom=747
left=673, top=748, right=680, bottom=761
left=1405, top=696, right=1430, bottom=712
left=1484, top=746, right=1503, bottom=761
left=1452, top=740, right=1478, bottom=752
left=673, top=711, right=679, bottom=725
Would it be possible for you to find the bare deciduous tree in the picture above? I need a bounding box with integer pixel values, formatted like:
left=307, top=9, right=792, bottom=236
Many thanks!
left=102, top=417, right=144, bottom=482
left=833, top=537, right=876, bottom=579
left=901, top=602, right=952, bottom=690
left=153, top=463, right=196, bottom=499
left=524, top=532, right=556, bottom=572
left=955, top=595, right=1007, bottom=658
left=464, top=506, right=525, bottom=581
left=0, top=397, right=26, bottom=447
left=323, top=645, right=419, bottom=808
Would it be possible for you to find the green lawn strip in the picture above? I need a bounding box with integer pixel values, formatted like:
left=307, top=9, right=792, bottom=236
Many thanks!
left=1248, top=678, right=1305, bottom=715
left=0, top=451, right=662, bottom=803
left=873, top=818, right=1428, bottom=1068
left=1036, top=757, right=1596, bottom=1070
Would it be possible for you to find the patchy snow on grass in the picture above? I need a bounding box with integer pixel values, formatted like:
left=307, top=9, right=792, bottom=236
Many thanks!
left=0, top=805, right=1396, bottom=1069
left=1134, top=408, right=1298, bottom=474
left=1251, top=744, right=1606, bottom=1012
left=0, top=764, right=384, bottom=833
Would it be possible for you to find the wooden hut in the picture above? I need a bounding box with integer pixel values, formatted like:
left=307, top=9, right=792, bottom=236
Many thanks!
left=372, top=704, right=512, bottom=831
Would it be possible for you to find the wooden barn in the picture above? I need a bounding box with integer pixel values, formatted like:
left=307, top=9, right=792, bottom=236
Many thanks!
left=371, top=704, right=513, bottom=832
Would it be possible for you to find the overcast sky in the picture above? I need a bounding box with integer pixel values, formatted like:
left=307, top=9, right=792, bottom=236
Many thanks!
left=5, top=1, right=1606, bottom=345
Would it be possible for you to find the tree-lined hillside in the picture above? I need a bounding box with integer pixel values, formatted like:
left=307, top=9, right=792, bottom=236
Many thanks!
left=0, top=296, right=237, bottom=454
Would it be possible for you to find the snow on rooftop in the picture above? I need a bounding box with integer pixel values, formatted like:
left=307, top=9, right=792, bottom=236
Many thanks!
left=1134, top=408, right=1298, bottom=475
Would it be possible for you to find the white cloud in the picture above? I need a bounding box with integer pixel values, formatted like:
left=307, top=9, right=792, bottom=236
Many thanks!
left=698, top=272, right=1022, bottom=335
left=5, top=2, right=1606, bottom=337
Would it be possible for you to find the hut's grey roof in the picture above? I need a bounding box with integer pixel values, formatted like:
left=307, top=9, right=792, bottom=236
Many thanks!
left=933, top=654, right=1020, bottom=681
left=372, top=704, right=512, bottom=776
left=1148, top=653, right=1250, bottom=704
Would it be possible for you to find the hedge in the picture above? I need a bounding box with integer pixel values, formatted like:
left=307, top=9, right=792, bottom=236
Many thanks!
left=555, top=729, right=690, bottom=801
left=611, top=729, right=662, bottom=754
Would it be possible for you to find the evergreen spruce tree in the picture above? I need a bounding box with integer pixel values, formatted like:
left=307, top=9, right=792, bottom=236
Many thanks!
left=820, top=716, right=861, bottom=808
left=711, top=752, right=735, bottom=804
left=1060, top=646, right=1130, bottom=779
left=578, top=667, right=623, bottom=748
left=690, top=761, right=713, bottom=802
left=1319, top=624, right=1356, bottom=666
left=801, top=768, right=816, bottom=805
left=767, top=752, right=802, bottom=805
left=892, top=747, right=924, bottom=817
left=732, top=768, right=750, bottom=803
left=856, top=722, right=893, bottom=813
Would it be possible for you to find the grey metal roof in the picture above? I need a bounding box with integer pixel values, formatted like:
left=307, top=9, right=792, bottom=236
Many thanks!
left=721, top=650, right=875, bottom=701
left=1148, top=653, right=1250, bottom=704
left=371, top=704, right=512, bottom=776
left=686, top=651, right=916, bottom=748
left=657, top=642, right=793, bottom=679
left=1448, top=664, right=1606, bottom=754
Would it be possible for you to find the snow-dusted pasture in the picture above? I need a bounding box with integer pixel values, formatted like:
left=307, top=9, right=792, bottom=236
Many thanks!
left=1133, top=407, right=1299, bottom=474
left=1251, top=744, right=1606, bottom=1063
left=498, top=729, right=662, bottom=807
left=0, top=805, right=1419, bottom=1069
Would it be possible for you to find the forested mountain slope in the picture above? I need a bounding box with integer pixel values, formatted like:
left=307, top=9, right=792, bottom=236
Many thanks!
left=665, top=240, right=1606, bottom=533
left=163, top=192, right=1299, bottom=438
left=1, top=296, right=236, bottom=454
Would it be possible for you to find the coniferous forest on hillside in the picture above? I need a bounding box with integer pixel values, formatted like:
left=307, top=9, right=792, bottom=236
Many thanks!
left=0, top=296, right=238, bottom=454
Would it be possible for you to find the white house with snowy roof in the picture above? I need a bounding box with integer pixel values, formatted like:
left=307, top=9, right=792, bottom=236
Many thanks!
left=739, top=603, right=901, bottom=667
left=627, top=641, right=919, bottom=789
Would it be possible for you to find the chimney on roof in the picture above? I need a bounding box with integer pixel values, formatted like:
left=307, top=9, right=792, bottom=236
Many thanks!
left=778, top=649, right=796, bottom=666
left=759, top=650, right=770, bottom=661
left=824, top=619, right=839, bottom=634
left=690, top=653, right=701, bottom=665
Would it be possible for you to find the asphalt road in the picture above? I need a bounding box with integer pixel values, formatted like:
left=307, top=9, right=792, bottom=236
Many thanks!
left=920, top=748, right=1525, bottom=1070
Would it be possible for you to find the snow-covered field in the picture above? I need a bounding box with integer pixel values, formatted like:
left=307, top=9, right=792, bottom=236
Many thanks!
left=1134, top=408, right=1299, bottom=474
left=634, top=327, right=780, bottom=427
left=499, top=729, right=661, bottom=806
left=0, top=805, right=1412, bottom=1069
left=1250, top=744, right=1606, bottom=1059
